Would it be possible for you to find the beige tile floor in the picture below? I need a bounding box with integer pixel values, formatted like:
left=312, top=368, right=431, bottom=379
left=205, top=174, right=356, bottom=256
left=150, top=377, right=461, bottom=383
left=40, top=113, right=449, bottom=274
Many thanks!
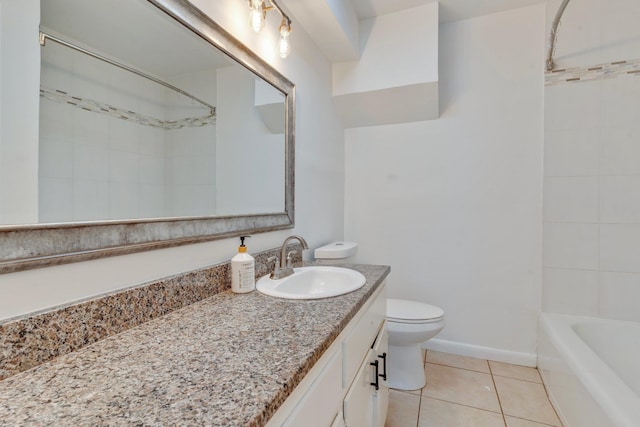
left=385, top=350, right=563, bottom=427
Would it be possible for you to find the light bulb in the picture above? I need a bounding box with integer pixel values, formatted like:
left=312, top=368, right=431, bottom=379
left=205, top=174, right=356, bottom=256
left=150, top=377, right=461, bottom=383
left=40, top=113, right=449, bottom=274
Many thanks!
left=278, top=23, right=291, bottom=58
left=249, top=0, right=264, bottom=33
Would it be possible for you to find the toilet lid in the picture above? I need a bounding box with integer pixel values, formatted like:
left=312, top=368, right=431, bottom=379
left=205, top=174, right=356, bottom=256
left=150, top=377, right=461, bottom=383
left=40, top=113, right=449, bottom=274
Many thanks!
left=387, top=299, right=444, bottom=322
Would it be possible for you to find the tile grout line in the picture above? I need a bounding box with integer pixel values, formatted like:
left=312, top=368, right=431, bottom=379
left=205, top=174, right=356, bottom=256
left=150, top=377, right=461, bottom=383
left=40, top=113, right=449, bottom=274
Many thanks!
left=419, top=395, right=505, bottom=416
left=492, top=373, right=543, bottom=385
left=428, top=360, right=545, bottom=384
left=506, top=414, right=561, bottom=427
left=488, top=361, right=509, bottom=427
left=538, top=368, right=565, bottom=427
left=429, top=356, right=544, bottom=383
left=416, top=349, right=425, bottom=427
left=416, top=388, right=422, bottom=427
left=426, top=360, right=491, bottom=375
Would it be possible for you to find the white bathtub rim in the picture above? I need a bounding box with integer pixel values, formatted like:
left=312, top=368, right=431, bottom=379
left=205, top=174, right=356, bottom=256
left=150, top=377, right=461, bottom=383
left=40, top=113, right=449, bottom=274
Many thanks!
left=539, top=313, right=640, bottom=427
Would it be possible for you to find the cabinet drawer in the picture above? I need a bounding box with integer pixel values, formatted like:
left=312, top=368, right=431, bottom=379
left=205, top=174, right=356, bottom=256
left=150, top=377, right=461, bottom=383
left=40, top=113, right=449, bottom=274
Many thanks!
left=342, top=288, right=386, bottom=388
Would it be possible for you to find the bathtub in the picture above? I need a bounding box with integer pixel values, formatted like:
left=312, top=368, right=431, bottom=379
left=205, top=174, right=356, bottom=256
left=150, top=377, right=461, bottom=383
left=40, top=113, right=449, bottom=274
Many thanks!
left=538, top=313, right=640, bottom=427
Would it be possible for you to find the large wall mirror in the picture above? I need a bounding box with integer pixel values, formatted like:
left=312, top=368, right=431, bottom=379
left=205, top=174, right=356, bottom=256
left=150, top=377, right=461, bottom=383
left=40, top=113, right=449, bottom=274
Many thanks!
left=0, top=0, right=295, bottom=273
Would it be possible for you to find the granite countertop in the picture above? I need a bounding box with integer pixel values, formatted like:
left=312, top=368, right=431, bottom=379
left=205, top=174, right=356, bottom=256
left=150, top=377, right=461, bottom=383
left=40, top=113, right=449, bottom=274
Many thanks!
left=0, top=264, right=390, bottom=426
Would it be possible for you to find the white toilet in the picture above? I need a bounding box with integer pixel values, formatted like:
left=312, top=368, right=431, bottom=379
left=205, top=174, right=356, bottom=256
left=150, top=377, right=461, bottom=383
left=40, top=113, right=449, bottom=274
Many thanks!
left=386, top=299, right=444, bottom=390
left=314, top=242, right=445, bottom=390
left=314, top=241, right=359, bottom=264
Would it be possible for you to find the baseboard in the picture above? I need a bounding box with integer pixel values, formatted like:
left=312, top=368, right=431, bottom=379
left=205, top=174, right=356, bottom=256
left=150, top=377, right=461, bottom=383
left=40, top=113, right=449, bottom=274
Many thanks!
left=422, top=338, right=537, bottom=367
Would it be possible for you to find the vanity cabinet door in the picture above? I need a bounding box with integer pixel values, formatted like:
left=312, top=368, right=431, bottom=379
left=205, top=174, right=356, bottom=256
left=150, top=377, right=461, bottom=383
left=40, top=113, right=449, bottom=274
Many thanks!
left=343, top=348, right=375, bottom=427
left=371, top=325, right=388, bottom=427
left=343, top=322, right=388, bottom=427
left=331, top=411, right=346, bottom=427
left=342, top=292, right=385, bottom=388
left=282, top=350, right=342, bottom=427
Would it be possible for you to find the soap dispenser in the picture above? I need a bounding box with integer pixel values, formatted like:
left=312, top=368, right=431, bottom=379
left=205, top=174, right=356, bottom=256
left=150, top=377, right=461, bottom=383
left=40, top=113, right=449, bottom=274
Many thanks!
left=231, top=236, right=255, bottom=293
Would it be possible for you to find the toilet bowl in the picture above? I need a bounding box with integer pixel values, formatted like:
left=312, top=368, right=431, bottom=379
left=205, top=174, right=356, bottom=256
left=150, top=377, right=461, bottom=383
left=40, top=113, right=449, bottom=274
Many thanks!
left=386, top=299, right=444, bottom=390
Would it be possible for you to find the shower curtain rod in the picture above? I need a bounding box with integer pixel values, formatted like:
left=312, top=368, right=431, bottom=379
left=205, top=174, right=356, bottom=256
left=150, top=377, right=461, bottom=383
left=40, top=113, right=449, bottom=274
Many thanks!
left=546, top=0, right=571, bottom=71
left=39, top=31, right=216, bottom=112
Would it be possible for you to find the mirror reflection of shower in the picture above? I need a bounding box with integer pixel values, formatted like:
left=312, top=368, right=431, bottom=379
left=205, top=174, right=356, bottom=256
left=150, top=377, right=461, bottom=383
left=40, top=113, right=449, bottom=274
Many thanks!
left=32, top=0, right=286, bottom=224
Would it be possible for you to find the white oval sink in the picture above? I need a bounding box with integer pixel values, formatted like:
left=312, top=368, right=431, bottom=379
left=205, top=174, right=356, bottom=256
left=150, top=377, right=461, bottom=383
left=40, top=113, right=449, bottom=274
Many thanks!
left=256, top=266, right=366, bottom=299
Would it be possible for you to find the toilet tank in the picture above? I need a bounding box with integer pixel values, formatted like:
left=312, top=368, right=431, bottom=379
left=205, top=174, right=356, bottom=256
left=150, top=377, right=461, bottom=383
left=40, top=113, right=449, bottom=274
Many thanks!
left=314, top=241, right=358, bottom=264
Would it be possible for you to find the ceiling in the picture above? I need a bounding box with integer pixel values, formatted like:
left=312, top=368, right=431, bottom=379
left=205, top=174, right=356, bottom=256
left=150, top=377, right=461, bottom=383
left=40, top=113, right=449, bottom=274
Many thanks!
left=41, top=0, right=233, bottom=79
left=348, top=0, right=545, bottom=23
left=283, top=0, right=546, bottom=62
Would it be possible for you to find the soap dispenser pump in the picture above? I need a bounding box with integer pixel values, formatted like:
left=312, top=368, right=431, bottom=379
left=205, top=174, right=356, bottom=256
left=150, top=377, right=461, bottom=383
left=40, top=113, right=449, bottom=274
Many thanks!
left=231, top=236, right=255, bottom=293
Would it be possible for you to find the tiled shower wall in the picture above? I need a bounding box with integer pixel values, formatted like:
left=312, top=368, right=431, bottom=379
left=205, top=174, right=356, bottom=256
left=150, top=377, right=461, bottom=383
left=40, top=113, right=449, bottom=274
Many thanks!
left=542, top=0, right=640, bottom=321
left=39, top=41, right=217, bottom=222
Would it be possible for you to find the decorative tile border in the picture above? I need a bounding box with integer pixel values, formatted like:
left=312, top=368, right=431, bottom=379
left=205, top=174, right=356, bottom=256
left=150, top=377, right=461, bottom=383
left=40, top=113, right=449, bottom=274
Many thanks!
left=545, top=58, right=640, bottom=86
left=0, top=245, right=301, bottom=380
left=40, top=86, right=217, bottom=129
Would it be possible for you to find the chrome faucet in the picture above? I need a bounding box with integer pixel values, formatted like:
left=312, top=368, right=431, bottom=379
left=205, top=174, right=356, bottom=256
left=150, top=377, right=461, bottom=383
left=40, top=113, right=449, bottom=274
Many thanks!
left=270, top=235, right=309, bottom=279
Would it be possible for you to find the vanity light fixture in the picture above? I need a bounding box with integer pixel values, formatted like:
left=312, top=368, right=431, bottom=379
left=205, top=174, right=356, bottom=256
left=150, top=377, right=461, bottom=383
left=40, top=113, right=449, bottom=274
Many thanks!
left=248, top=0, right=266, bottom=32
left=277, top=19, right=291, bottom=58
left=247, top=0, right=292, bottom=58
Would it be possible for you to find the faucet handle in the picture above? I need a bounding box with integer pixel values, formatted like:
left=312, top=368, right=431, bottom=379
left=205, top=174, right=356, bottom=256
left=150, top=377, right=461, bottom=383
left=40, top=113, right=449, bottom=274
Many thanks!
left=268, top=256, right=279, bottom=269
left=286, top=250, right=297, bottom=268
left=268, top=256, right=280, bottom=279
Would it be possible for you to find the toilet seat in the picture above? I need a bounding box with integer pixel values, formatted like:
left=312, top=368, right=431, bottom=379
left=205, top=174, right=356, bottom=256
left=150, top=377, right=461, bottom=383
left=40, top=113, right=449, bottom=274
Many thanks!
left=387, top=299, right=444, bottom=324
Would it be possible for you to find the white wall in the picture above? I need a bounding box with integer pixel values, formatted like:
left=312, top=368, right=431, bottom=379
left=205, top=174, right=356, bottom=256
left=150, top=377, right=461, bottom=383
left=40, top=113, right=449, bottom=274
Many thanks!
left=332, top=2, right=438, bottom=96
left=542, top=0, right=640, bottom=322
left=331, top=3, right=440, bottom=126
left=0, top=0, right=345, bottom=321
left=345, top=5, right=545, bottom=364
left=215, top=66, right=284, bottom=215
left=0, top=0, right=40, bottom=225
